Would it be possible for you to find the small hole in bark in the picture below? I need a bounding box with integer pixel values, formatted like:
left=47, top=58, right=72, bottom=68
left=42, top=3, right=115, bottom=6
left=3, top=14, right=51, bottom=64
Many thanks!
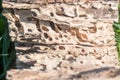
left=55, top=37, right=58, bottom=40
left=49, top=38, right=53, bottom=41
left=50, top=12, right=54, bottom=17
left=50, top=46, right=56, bottom=50
left=42, top=26, right=49, bottom=32
left=81, top=49, right=85, bottom=52
left=70, top=67, right=73, bottom=70
left=31, top=12, right=37, bottom=17
left=11, top=28, right=16, bottom=32
left=67, top=57, right=75, bottom=63
left=68, top=51, right=71, bottom=54
left=38, top=28, right=41, bottom=32
left=80, top=61, right=83, bottom=64
left=59, top=46, right=65, bottom=50
left=28, top=29, right=32, bottom=32
left=44, top=33, right=49, bottom=38
left=64, top=35, right=67, bottom=38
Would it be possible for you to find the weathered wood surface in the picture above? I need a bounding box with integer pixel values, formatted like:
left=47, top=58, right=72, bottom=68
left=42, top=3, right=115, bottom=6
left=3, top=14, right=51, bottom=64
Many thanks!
left=3, top=0, right=120, bottom=80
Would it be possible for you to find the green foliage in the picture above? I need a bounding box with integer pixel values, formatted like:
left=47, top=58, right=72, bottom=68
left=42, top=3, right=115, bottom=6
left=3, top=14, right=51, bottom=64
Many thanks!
left=113, top=22, right=120, bottom=62
left=0, top=0, right=16, bottom=79
left=113, top=4, right=120, bottom=62
left=0, top=15, right=7, bottom=34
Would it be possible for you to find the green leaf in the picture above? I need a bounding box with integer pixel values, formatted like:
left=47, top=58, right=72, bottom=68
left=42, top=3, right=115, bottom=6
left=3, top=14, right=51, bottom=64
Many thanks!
left=113, top=22, right=120, bottom=29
